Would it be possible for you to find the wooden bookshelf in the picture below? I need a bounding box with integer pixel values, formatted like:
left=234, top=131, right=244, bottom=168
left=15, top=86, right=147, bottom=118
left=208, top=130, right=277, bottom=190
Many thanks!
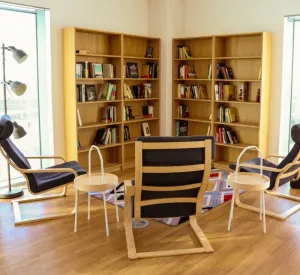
left=63, top=27, right=160, bottom=172
left=172, top=32, right=271, bottom=171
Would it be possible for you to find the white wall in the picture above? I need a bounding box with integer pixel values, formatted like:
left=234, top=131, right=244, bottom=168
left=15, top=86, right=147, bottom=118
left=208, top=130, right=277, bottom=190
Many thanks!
left=183, top=0, right=300, bottom=155
left=9, top=0, right=149, bottom=157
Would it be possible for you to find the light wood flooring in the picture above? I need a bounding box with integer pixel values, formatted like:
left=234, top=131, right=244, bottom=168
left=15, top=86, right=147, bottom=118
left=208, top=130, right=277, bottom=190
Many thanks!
left=1, top=168, right=300, bottom=275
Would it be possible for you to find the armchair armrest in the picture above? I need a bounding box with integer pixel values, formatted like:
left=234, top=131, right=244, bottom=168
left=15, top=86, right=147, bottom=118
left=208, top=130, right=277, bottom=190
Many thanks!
left=26, top=156, right=66, bottom=162
left=124, top=180, right=135, bottom=196
left=239, top=163, right=283, bottom=173
left=21, top=167, right=78, bottom=177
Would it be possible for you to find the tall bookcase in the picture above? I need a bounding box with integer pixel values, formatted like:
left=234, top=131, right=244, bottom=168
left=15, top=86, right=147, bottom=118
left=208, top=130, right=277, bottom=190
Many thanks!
left=63, top=27, right=160, bottom=172
left=172, top=32, right=271, bottom=171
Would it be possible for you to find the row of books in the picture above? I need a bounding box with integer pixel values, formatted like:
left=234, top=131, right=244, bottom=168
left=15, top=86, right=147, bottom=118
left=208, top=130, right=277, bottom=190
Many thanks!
left=216, top=126, right=239, bottom=144
left=76, top=83, right=117, bottom=102
left=177, top=84, right=208, bottom=99
left=124, top=126, right=131, bottom=141
left=175, top=121, right=188, bottom=136
left=123, top=106, right=154, bottom=121
left=215, top=82, right=249, bottom=101
left=142, top=106, right=154, bottom=118
left=177, top=46, right=192, bottom=59
left=218, top=106, right=237, bottom=123
left=124, top=83, right=152, bottom=99
left=76, top=62, right=114, bottom=79
left=216, top=63, right=234, bottom=79
left=93, top=127, right=119, bottom=145
left=102, top=106, right=117, bottom=123
left=178, top=104, right=189, bottom=118
left=126, top=62, right=158, bottom=78
left=178, top=64, right=212, bottom=79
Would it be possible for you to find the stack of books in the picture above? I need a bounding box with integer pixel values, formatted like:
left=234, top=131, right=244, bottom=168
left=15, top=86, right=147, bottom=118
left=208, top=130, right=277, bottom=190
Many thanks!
left=175, top=121, right=188, bottom=136
left=216, top=63, right=234, bottom=79
left=177, top=46, right=192, bottom=59
left=101, top=106, right=117, bottom=123
left=123, top=106, right=134, bottom=121
left=124, top=126, right=131, bottom=141
left=178, top=84, right=208, bottom=99
left=216, top=126, right=239, bottom=144
left=178, top=104, right=189, bottom=118
left=75, top=62, right=115, bottom=79
left=141, top=63, right=158, bottom=78
left=142, top=106, right=154, bottom=118
left=98, top=83, right=117, bottom=101
left=178, top=64, right=196, bottom=79
left=218, top=106, right=237, bottom=123
left=215, top=83, right=235, bottom=101
left=124, top=83, right=152, bottom=99
left=93, top=127, right=118, bottom=145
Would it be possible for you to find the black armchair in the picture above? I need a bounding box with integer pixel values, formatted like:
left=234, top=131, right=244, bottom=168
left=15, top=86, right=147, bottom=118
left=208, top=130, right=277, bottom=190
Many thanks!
left=0, top=115, right=86, bottom=225
left=124, top=136, right=215, bottom=259
left=229, top=124, right=300, bottom=220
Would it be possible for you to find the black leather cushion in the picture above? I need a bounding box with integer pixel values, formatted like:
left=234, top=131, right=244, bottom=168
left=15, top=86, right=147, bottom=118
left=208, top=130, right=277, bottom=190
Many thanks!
left=136, top=136, right=215, bottom=218
left=33, top=161, right=86, bottom=193
left=291, top=124, right=300, bottom=143
left=0, top=115, right=13, bottom=139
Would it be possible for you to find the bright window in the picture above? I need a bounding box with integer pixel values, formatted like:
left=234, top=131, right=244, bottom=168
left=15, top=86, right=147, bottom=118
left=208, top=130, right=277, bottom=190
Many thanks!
left=0, top=3, right=53, bottom=187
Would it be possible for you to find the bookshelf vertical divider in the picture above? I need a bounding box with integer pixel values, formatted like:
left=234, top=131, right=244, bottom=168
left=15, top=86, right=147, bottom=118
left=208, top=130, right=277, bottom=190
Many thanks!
left=63, top=27, right=160, bottom=173
left=172, top=32, right=271, bottom=171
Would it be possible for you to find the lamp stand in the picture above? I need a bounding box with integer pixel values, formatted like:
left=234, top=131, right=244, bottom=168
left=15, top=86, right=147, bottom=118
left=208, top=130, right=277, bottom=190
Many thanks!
left=0, top=43, right=24, bottom=199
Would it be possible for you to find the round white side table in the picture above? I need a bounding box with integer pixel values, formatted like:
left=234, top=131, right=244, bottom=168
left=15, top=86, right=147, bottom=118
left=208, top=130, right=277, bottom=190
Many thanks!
left=227, top=146, right=270, bottom=233
left=74, top=145, right=119, bottom=236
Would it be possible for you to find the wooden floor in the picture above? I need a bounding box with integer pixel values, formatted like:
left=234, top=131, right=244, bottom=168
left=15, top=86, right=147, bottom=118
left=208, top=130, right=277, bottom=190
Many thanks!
left=1, top=169, right=300, bottom=275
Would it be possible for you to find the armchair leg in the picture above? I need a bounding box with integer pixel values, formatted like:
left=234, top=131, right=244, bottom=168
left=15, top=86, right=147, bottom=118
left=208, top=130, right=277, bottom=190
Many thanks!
left=12, top=185, right=74, bottom=226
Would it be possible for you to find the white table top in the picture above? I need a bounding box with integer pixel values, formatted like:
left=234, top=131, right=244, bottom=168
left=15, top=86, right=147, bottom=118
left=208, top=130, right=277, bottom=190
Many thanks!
left=228, top=172, right=270, bottom=191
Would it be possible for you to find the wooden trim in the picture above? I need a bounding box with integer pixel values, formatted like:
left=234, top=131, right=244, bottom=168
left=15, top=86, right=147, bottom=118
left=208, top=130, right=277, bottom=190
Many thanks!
left=142, top=164, right=204, bottom=173
left=140, top=198, right=197, bottom=207
left=136, top=248, right=206, bottom=259
left=21, top=168, right=78, bottom=177
left=26, top=156, right=66, bottom=162
left=141, top=183, right=202, bottom=192
left=239, top=163, right=283, bottom=172
left=124, top=180, right=135, bottom=196
left=134, top=141, right=143, bottom=220
left=142, top=141, right=205, bottom=150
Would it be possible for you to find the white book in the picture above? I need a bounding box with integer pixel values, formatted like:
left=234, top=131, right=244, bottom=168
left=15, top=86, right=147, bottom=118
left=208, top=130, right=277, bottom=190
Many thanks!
left=81, top=84, right=86, bottom=102
left=148, top=106, right=154, bottom=117
left=76, top=109, right=82, bottom=126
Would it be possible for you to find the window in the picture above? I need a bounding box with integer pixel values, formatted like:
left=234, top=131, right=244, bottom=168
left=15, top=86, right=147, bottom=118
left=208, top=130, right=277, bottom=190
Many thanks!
left=280, top=16, right=300, bottom=155
left=0, top=2, right=53, bottom=187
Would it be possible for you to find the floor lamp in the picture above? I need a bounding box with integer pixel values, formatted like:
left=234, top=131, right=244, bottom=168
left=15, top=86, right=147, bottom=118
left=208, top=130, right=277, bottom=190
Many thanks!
left=0, top=43, right=28, bottom=199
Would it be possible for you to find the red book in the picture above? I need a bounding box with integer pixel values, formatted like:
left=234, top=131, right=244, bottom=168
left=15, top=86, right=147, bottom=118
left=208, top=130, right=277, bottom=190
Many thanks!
left=218, top=127, right=223, bottom=143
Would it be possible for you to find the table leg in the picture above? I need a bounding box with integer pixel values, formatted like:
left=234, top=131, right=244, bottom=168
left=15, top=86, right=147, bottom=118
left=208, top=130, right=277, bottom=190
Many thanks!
left=260, top=190, right=263, bottom=221
left=88, top=192, right=91, bottom=220
left=228, top=189, right=236, bottom=231
left=114, top=188, right=119, bottom=223
left=262, top=190, right=266, bottom=233
left=74, top=189, right=79, bottom=233
left=103, top=191, right=109, bottom=236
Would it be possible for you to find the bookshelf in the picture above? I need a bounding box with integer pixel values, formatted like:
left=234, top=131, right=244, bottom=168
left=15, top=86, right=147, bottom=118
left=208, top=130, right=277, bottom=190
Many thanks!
left=172, top=32, right=271, bottom=171
left=63, top=27, right=160, bottom=172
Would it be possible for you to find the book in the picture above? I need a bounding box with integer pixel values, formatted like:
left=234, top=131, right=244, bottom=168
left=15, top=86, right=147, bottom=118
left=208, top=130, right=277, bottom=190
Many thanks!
left=141, top=65, right=150, bottom=78
left=76, top=109, right=82, bottom=126
left=142, top=106, right=154, bottom=118
left=76, top=63, right=83, bottom=78
left=124, top=126, right=131, bottom=141
left=208, top=64, right=212, bottom=79
left=145, top=47, right=154, bottom=58
left=101, top=106, right=117, bottom=122
left=178, top=104, right=189, bottom=118
left=237, top=82, right=249, bottom=102
left=127, top=62, right=139, bottom=78
left=142, top=122, right=151, bottom=136
left=199, top=85, right=208, bottom=99
left=92, top=64, right=103, bottom=78
left=177, top=46, right=192, bottom=59
left=102, top=64, right=114, bottom=78
left=216, top=126, right=239, bottom=144
left=179, top=121, right=188, bottom=136
left=86, top=85, right=97, bottom=101
left=207, top=126, right=211, bottom=136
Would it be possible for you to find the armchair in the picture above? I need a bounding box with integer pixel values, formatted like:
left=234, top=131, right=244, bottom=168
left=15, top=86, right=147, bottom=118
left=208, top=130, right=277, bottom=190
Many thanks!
left=229, top=124, right=300, bottom=220
left=0, top=115, right=86, bottom=225
left=124, top=136, right=215, bottom=259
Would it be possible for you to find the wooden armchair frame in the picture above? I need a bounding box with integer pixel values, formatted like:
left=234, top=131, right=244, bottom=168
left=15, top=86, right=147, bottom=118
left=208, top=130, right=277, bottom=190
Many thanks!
left=234, top=152, right=300, bottom=220
left=124, top=140, right=214, bottom=259
left=0, top=147, right=78, bottom=225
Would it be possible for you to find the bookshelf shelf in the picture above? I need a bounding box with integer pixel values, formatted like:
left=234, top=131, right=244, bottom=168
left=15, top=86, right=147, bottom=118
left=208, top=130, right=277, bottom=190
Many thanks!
left=64, top=27, right=160, bottom=172
left=76, top=53, right=121, bottom=58
left=77, top=100, right=122, bottom=105
left=124, top=56, right=159, bottom=61
left=124, top=97, right=159, bottom=102
left=78, top=143, right=122, bottom=153
left=173, top=32, right=271, bottom=169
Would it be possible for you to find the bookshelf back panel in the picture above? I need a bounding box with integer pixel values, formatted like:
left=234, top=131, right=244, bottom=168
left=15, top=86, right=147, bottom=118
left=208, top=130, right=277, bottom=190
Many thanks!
left=75, top=32, right=121, bottom=55
left=213, top=124, right=258, bottom=145
left=79, top=146, right=122, bottom=169
left=175, top=100, right=211, bottom=120
left=123, top=36, right=160, bottom=58
left=173, top=38, right=213, bottom=58
left=175, top=60, right=212, bottom=79
left=215, top=146, right=257, bottom=163
left=215, top=35, right=262, bottom=57
left=214, top=102, right=260, bottom=125
left=78, top=102, right=121, bottom=124
left=124, top=143, right=135, bottom=163
left=174, top=121, right=210, bottom=136
left=215, top=59, right=262, bottom=80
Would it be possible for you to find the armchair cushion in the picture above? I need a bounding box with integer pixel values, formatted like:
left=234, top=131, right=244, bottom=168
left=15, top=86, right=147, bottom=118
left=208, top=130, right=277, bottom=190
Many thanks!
left=33, top=161, right=86, bottom=193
